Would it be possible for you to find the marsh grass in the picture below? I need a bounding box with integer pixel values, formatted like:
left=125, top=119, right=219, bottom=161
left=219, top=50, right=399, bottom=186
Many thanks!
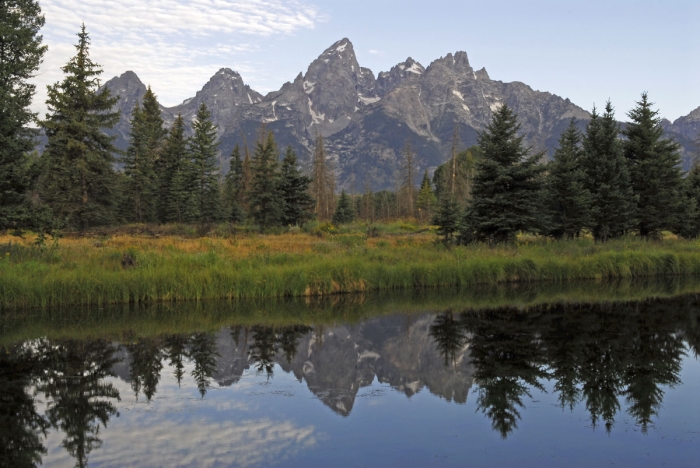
left=2, top=276, right=700, bottom=347
left=2, top=227, right=700, bottom=310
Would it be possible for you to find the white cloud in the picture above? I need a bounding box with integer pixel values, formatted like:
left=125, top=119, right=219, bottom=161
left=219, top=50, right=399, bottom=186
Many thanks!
left=31, top=0, right=326, bottom=115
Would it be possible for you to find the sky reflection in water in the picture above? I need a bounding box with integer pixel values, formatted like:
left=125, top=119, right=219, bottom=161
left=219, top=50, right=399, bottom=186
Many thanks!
left=2, top=294, right=700, bottom=467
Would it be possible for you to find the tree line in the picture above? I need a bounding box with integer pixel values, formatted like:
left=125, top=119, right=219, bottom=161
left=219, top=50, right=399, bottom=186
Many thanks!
left=2, top=2, right=700, bottom=240
left=431, top=98, right=700, bottom=244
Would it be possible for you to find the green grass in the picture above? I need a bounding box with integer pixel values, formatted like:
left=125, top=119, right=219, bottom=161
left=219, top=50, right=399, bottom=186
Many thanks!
left=3, top=229, right=700, bottom=310
left=3, top=276, right=700, bottom=347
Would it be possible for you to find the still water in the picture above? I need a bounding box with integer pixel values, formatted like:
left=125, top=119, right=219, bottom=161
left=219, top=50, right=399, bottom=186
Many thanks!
left=2, top=287, right=700, bottom=467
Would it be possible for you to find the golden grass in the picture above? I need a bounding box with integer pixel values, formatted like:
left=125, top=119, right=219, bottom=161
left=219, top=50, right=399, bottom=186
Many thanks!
left=2, top=224, right=700, bottom=310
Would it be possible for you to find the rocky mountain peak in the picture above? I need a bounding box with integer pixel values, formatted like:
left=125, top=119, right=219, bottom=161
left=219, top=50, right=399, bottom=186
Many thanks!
left=376, top=57, right=425, bottom=97
left=301, top=38, right=367, bottom=136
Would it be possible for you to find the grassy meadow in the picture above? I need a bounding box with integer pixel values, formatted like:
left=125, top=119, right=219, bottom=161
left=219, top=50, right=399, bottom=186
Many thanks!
left=2, top=221, right=700, bottom=311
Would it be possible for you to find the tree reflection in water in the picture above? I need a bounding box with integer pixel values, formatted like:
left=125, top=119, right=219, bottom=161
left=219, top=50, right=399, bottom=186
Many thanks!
left=436, top=299, right=694, bottom=438
left=1, top=293, right=699, bottom=465
left=36, top=339, right=121, bottom=468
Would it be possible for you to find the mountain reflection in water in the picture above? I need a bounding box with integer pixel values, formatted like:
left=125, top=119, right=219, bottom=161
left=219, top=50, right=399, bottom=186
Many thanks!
left=2, top=294, right=700, bottom=467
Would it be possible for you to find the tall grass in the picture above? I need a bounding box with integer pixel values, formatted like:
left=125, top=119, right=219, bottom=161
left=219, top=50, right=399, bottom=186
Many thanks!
left=3, top=276, right=700, bottom=347
left=2, top=229, right=700, bottom=310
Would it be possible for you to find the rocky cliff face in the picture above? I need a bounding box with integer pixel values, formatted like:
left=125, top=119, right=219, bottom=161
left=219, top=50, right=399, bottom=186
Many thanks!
left=100, top=39, right=698, bottom=189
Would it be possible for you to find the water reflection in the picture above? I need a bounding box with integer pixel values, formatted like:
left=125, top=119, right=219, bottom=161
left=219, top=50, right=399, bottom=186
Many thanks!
left=1, top=293, right=700, bottom=466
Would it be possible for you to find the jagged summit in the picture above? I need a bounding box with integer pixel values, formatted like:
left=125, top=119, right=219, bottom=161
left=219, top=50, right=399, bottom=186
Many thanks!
left=99, top=38, right=698, bottom=190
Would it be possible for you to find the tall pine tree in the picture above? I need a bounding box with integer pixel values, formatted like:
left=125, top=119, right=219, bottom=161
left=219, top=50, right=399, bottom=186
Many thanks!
left=416, top=171, right=437, bottom=223
left=332, top=190, right=354, bottom=225
left=469, top=104, right=544, bottom=244
left=279, top=146, right=315, bottom=226
left=187, top=103, right=221, bottom=223
left=674, top=164, right=700, bottom=239
left=39, top=25, right=120, bottom=229
left=580, top=102, right=636, bottom=242
left=0, top=0, right=47, bottom=231
left=222, top=144, right=245, bottom=223
left=122, top=87, right=166, bottom=223
left=159, top=114, right=188, bottom=223
left=623, top=93, right=684, bottom=238
left=249, top=129, right=283, bottom=230
left=544, top=120, right=592, bottom=239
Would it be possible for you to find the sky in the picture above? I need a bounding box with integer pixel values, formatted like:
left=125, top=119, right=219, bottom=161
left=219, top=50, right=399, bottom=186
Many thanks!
left=31, top=0, right=699, bottom=121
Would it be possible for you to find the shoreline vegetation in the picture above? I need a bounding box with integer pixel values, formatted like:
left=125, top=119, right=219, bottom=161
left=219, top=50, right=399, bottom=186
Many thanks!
left=3, top=223, right=700, bottom=311
left=2, top=273, right=700, bottom=347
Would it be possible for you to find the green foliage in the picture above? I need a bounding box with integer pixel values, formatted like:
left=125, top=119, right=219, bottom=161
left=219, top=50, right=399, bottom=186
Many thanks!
left=187, top=103, right=221, bottom=223
left=433, top=146, right=481, bottom=203
left=249, top=131, right=284, bottom=230
left=222, top=144, right=245, bottom=224
left=280, top=146, right=315, bottom=226
left=623, top=93, right=684, bottom=238
left=38, top=25, right=120, bottom=229
left=470, top=105, right=545, bottom=243
left=675, top=165, right=700, bottom=239
left=332, top=190, right=355, bottom=225
left=160, top=114, right=188, bottom=223
left=0, top=0, right=47, bottom=231
left=544, top=120, right=593, bottom=239
left=433, top=195, right=461, bottom=244
left=416, top=171, right=437, bottom=221
left=580, top=102, right=637, bottom=242
left=121, top=88, right=166, bottom=223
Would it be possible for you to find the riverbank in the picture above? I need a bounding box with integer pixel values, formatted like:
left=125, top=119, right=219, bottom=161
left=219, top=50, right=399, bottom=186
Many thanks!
left=2, top=224, right=700, bottom=310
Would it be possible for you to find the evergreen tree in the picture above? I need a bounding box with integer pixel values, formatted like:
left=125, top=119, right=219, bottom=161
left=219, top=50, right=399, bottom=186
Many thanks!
left=674, top=164, right=700, bottom=239
left=416, top=171, right=437, bottom=222
left=470, top=105, right=545, bottom=243
left=544, top=120, right=593, bottom=239
left=188, top=103, right=221, bottom=223
left=249, top=130, right=284, bottom=230
left=433, top=146, right=480, bottom=204
left=432, top=195, right=461, bottom=244
left=580, top=102, right=637, bottom=242
left=122, top=87, right=165, bottom=223
left=158, top=114, right=190, bottom=223
left=159, top=114, right=187, bottom=223
left=332, top=190, right=354, bottom=225
left=222, top=144, right=245, bottom=223
left=0, top=0, right=47, bottom=231
left=39, top=25, right=120, bottom=229
left=279, top=146, right=315, bottom=226
left=623, top=93, right=684, bottom=238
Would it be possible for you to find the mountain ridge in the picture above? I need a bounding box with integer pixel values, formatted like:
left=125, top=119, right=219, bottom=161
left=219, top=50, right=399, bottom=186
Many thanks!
left=100, top=38, right=699, bottom=191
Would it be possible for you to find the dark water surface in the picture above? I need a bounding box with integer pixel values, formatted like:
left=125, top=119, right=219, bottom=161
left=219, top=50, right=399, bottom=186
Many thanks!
left=3, top=286, right=700, bottom=467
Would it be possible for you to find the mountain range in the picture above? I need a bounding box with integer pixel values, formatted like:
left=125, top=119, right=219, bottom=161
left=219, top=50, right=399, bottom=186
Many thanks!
left=102, top=38, right=700, bottom=191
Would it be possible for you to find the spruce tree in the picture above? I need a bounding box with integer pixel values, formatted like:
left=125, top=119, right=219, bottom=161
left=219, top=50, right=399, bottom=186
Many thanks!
left=623, top=93, right=684, bottom=238
left=159, top=114, right=188, bottom=223
left=674, top=165, right=700, bottom=239
left=249, top=130, right=283, bottom=230
left=544, top=120, right=593, bottom=239
left=470, top=104, right=545, bottom=244
left=222, top=144, right=245, bottom=223
left=122, top=88, right=165, bottom=223
left=0, top=0, right=47, bottom=231
left=416, top=171, right=437, bottom=222
left=188, top=103, right=221, bottom=223
left=332, top=190, right=354, bottom=225
left=39, top=25, right=120, bottom=229
left=279, top=146, right=315, bottom=226
left=580, top=102, right=636, bottom=242
left=432, top=195, right=461, bottom=244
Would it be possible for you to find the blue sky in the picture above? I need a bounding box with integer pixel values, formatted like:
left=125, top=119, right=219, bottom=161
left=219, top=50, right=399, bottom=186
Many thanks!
left=33, top=0, right=698, bottom=121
